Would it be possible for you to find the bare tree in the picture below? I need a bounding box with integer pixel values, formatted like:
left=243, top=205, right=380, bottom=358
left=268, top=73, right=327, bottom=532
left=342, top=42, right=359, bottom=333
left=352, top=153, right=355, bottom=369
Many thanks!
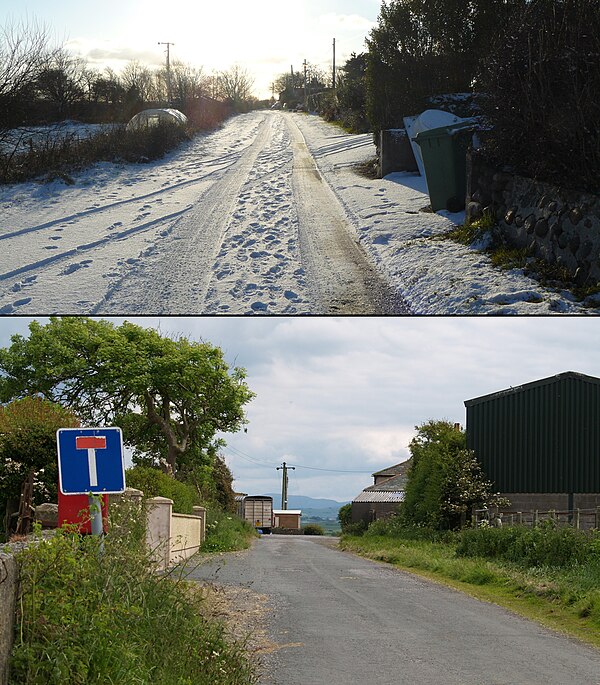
left=170, top=60, right=208, bottom=105
left=216, top=64, right=255, bottom=110
left=36, top=48, right=87, bottom=115
left=121, top=60, right=155, bottom=103
left=0, top=18, right=56, bottom=130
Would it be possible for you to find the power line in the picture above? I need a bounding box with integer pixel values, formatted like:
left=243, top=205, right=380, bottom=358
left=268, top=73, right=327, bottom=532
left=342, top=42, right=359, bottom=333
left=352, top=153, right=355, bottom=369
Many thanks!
left=223, top=445, right=374, bottom=474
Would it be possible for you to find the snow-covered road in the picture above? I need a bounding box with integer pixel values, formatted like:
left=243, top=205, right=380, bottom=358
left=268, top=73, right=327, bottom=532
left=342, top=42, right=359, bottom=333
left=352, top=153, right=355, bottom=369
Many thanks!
left=0, top=111, right=591, bottom=315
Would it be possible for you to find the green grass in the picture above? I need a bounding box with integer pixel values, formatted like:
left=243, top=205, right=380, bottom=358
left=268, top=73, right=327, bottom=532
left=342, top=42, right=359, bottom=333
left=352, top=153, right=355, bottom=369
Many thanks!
left=202, top=510, right=257, bottom=553
left=10, top=501, right=257, bottom=685
left=341, top=531, right=600, bottom=649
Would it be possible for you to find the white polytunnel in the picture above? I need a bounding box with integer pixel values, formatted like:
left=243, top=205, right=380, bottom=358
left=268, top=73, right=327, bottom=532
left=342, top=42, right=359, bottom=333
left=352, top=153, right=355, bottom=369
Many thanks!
left=126, top=108, right=188, bottom=131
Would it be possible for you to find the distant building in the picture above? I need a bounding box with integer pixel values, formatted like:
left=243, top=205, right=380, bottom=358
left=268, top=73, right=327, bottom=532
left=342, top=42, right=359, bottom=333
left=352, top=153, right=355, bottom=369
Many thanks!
left=351, top=461, right=411, bottom=525
left=273, top=510, right=302, bottom=530
left=465, top=371, right=600, bottom=514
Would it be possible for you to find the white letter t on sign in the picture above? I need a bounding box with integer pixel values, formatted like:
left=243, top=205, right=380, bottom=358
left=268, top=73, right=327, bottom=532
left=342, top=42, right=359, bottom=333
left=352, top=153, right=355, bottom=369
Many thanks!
left=75, top=436, right=107, bottom=487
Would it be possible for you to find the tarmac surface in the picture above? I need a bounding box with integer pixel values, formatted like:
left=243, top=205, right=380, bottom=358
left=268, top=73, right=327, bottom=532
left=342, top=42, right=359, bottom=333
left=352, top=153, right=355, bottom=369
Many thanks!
left=186, top=534, right=600, bottom=685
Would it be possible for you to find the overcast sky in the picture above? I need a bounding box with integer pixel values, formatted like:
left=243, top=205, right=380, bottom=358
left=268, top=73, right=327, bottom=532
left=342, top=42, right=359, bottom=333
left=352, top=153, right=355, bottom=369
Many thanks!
left=1, top=316, right=599, bottom=503
left=3, top=0, right=380, bottom=98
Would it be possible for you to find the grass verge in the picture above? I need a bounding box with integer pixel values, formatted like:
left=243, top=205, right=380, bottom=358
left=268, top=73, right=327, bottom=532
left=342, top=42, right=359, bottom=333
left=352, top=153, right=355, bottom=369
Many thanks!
left=202, top=509, right=258, bottom=553
left=10, top=501, right=257, bottom=685
left=440, top=211, right=600, bottom=307
left=0, top=122, right=191, bottom=185
left=341, top=533, right=600, bottom=650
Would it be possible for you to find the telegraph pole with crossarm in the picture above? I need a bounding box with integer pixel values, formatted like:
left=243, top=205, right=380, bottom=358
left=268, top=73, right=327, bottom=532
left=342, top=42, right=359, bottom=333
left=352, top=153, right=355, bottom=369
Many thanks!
left=277, top=462, right=295, bottom=510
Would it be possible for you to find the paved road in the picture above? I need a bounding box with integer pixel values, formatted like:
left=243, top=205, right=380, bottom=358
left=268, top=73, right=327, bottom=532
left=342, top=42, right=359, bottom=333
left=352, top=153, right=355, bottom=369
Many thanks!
left=186, top=535, right=600, bottom=685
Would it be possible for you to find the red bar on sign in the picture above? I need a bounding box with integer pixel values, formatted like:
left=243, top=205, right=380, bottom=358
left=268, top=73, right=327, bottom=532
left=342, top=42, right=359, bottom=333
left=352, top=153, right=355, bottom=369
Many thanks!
left=75, top=436, right=106, bottom=450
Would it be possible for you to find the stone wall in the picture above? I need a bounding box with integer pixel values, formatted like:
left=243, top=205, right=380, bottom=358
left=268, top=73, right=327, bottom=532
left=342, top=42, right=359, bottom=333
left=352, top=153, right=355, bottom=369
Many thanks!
left=0, top=554, right=18, bottom=685
left=145, top=497, right=206, bottom=572
left=351, top=501, right=398, bottom=525
left=466, top=150, right=600, bottom=285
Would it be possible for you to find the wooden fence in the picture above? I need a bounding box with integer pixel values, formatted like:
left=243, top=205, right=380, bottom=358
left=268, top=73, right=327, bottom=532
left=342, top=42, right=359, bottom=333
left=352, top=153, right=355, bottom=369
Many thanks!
left=474, top=507, right=600, bottom=530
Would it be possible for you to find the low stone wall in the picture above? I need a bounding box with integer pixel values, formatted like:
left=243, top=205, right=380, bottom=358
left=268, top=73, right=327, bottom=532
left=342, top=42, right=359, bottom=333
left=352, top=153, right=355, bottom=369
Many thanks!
left=171, top=510, right=205, bottom=565
left=466, top=150, right=600, bottom=285
left=145, top=497, right=206, bottom=572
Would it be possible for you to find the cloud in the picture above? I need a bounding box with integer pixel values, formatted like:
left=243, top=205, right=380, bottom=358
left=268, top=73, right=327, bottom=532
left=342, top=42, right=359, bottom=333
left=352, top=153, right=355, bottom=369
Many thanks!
left=318, top=12, right=376, bottom=33
left=1, top=316, right=599, bottom=502
left=65, top=38, right=163, bottom=68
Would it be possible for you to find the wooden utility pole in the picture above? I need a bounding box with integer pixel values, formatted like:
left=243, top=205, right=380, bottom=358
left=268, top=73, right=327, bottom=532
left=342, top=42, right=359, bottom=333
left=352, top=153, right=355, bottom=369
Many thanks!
left=158, top=41, right=175, bottom=103
left=332, top=38, right=336, bottom=90
left=277, top=462, right=295, bottom=510
left=303, top=59, right=308, bottom=109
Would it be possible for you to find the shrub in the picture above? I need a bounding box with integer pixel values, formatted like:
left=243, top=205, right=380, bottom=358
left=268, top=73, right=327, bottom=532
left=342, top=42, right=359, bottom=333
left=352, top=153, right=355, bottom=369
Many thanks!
left=341, top=520, right=368, bottom=537
left=457, top=525, right=599, bottom=568
left=303, top=523, right=324, bottom=536
left=0, top=122, right=190, bottom=185
left=125, top=466, right=201, bottom=514
left=202, top=509, right=256, bottom=553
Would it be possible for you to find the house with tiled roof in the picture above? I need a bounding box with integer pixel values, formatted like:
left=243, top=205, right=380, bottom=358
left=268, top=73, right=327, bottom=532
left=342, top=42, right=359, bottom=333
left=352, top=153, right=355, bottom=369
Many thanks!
left=351, top=460, right=411, bottom=525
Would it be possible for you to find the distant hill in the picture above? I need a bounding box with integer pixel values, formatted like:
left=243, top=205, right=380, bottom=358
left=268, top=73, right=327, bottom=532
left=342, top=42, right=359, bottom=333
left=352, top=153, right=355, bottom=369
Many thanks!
left=264, top=494, right=350, bottom=510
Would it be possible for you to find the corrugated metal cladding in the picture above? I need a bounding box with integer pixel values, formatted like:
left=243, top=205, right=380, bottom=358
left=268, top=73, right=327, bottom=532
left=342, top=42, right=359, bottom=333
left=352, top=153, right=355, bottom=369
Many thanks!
left=465, top=372, right=600, bottom=493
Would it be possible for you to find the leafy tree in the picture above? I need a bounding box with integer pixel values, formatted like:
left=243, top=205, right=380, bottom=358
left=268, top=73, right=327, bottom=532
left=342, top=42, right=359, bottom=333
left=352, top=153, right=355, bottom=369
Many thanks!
left=401, top=420, right=503, bottom=530
left=338, top=503, right=352, bottom=530
left=333, top=53, right=369, bottom=132
left=477, top=0, right=600, bottom=193
left=0, top=396, right=79, bottom=533
left=0, top=317, right=254, bottom=477
left=365, top=0, right=524, bottom=131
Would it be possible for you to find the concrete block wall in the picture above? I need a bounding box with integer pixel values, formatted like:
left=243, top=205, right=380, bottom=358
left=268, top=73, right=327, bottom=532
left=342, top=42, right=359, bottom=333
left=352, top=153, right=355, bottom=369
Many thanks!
left=145, top=497, right=206, bottom=571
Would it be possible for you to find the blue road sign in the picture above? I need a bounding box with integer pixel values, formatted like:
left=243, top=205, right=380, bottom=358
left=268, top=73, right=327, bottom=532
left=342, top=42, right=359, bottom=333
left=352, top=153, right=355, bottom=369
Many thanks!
left=57, top=427, right=126, bottom=495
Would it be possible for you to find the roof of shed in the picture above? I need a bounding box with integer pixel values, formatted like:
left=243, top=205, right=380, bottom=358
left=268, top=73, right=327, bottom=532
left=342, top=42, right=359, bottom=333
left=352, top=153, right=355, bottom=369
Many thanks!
left=353, top=491, right=405, bottom=504
left=372, top=460, right=411, bottom=478
left=364, top=473, right=409, bottom=492
left=273, top=510, right=302, bottom=515
left=464, top=371, right=600, bottom=407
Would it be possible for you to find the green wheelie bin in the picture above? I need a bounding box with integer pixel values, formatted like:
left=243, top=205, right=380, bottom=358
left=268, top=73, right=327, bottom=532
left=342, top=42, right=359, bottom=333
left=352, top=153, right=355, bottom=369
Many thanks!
left=413, top=121, right=477, bottom=212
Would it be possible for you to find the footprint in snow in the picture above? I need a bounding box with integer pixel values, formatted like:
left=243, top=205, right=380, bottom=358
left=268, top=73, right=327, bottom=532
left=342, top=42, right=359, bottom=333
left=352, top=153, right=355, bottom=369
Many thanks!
left=62, top=260, right=92, bottom=276
left=250, top=301, right=268, bottom=312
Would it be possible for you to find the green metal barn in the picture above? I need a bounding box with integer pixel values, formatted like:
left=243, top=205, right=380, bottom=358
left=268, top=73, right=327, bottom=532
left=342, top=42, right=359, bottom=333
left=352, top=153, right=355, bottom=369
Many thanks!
left=465, top=371, right=600, bottom=516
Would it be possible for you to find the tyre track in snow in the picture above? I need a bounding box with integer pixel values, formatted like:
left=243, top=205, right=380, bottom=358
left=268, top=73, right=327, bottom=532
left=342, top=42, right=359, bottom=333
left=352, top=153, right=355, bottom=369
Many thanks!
left=286, top=117, right=410, bottom=315
left=97, top=112, right=287, bottom=314
left=0, top=113, right=267, bottom=314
